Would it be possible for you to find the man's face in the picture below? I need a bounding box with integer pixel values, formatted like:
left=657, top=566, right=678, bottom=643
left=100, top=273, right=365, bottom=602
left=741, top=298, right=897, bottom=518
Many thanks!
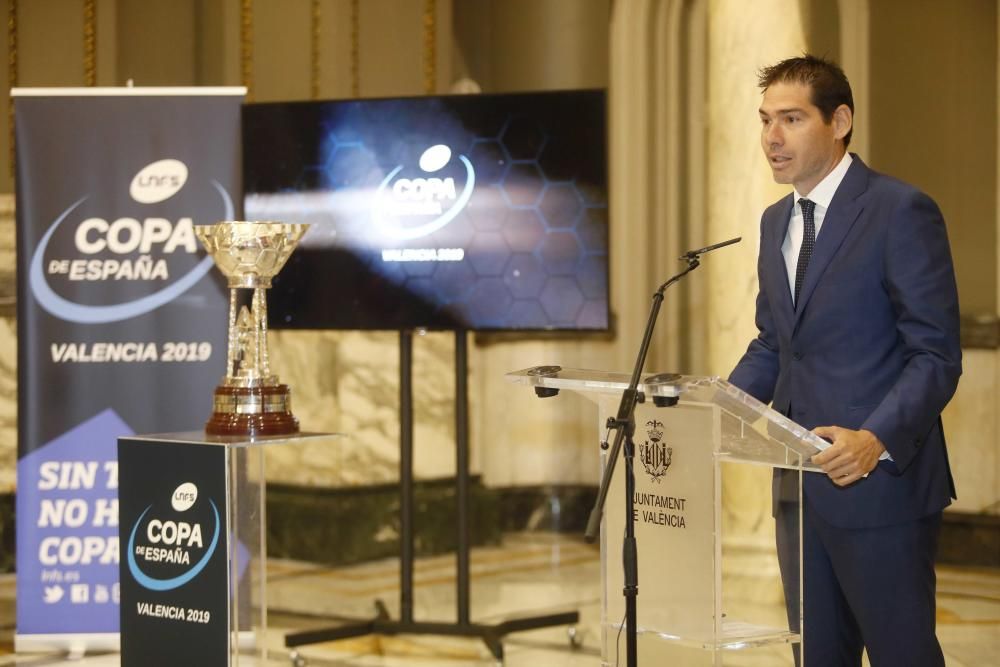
left=759, top=81, right=848, bottom=195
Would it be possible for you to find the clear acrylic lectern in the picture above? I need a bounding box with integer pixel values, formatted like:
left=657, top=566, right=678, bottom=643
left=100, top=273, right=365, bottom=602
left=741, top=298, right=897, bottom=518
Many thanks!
left=507, top=367, right=827, bottom=666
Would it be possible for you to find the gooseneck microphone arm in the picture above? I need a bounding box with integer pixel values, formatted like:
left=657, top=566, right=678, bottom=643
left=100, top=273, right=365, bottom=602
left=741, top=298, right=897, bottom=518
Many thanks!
left=677, top=236, right=741, bottom=261
left=583, top=236, right=740, bottom=667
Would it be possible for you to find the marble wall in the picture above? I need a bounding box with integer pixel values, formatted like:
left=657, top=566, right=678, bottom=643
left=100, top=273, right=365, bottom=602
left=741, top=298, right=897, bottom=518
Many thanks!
left=943, top=348, right=1000, bottom=514
left=264, top=330, right=460, bottom=486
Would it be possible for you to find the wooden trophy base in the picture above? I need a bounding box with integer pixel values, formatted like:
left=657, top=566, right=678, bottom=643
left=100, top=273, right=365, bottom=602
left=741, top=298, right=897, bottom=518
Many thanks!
left=205, top=384, right=300, bottom=436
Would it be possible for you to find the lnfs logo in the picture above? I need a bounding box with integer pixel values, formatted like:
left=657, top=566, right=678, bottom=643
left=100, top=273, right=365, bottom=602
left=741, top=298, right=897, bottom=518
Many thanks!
left=126, top=482, right=220, bottom=591
left=28, top=158, right=234, bottom=324
left=373, top=144, right=475, bottom=240
left=639, top=419, right=673, bottom=483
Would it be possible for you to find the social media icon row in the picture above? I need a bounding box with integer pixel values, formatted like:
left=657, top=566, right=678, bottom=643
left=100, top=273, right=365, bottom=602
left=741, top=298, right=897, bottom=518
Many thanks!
left=43, top=583, right=119, bottom=604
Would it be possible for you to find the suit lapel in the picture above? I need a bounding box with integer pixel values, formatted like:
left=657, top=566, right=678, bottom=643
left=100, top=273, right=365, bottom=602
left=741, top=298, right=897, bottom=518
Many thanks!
left=792, top=157, right=870, bottom=330
left=766, top=195, right=795, bottom=326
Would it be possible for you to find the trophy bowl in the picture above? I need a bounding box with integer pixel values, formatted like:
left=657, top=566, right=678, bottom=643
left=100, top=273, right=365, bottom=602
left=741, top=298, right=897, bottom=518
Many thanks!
left=195, top=221, right=308, bottom=436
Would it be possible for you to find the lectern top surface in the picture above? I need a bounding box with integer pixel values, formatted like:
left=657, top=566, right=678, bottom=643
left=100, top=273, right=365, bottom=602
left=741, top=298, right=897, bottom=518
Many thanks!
left=120, top=431, right=344, bottom=448
left=506, top=366, right=829, bottom=467
left=505, top=366, right=685, bottom=397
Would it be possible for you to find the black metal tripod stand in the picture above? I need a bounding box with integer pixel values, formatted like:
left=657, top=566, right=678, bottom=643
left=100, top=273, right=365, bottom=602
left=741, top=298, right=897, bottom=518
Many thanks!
left=284, top=330, right=579, bottom=663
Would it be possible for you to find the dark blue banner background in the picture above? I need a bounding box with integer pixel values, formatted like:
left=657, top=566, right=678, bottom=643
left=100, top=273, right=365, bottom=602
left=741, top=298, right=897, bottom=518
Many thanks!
left=14, top=90, right=242, bottom=645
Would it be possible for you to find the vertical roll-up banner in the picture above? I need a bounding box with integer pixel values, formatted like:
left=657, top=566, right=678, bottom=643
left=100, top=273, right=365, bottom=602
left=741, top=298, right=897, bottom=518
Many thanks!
left=13, top=88, right=245, bottom=652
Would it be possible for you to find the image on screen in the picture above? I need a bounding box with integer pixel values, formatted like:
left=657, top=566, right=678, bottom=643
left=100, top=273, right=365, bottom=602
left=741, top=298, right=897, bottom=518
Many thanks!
left=243, top=89, right=609, bottom=331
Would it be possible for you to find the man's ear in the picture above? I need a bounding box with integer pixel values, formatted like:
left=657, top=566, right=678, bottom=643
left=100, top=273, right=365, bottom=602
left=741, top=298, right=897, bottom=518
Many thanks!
left=832, top=104, right=853, bottom=142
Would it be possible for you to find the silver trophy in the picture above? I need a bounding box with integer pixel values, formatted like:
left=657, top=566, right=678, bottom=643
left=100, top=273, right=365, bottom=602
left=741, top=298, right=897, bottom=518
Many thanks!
left=195, top=221, right=307, bottom=435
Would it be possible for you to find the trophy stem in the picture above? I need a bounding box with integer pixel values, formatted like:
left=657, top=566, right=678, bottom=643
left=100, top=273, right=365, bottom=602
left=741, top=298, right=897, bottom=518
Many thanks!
left=227, top=288, right=239, bottom=378
left=257, top=287, right=271, bottom=377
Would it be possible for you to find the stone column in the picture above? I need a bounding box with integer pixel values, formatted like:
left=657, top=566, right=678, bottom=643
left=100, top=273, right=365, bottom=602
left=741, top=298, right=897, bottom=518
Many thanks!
left=705, top=0, right=805, bottom=547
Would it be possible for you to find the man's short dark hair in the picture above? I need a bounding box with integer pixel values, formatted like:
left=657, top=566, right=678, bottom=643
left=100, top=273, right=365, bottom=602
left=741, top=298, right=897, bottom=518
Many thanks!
left=758, top=54, right=854, bottom=148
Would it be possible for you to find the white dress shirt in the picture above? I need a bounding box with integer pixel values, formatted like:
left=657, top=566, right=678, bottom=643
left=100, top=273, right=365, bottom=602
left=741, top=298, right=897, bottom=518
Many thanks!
left=781, top=151, right=853, bottom=304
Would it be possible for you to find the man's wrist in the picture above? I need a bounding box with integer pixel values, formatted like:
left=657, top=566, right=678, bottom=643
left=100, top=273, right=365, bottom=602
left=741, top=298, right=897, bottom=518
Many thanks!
left=860, top=428, right=891, bottom=461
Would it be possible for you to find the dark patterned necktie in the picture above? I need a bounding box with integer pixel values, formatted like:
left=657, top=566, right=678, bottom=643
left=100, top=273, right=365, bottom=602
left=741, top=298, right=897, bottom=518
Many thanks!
left=793, top=198, right=816, bottom=309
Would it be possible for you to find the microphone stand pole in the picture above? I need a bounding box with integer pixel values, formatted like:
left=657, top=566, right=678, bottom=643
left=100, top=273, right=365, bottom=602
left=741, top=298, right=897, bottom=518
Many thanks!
left=583, top=237, right=740, bottom=667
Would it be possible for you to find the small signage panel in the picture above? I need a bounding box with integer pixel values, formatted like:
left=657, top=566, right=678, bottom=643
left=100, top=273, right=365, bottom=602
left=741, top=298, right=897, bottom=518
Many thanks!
left=118, top=438, right=229, bottom=666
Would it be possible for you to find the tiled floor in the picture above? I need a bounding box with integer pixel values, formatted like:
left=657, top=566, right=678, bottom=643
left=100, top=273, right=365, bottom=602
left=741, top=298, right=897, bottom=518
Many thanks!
left=0, top=533, right=998, bottom=666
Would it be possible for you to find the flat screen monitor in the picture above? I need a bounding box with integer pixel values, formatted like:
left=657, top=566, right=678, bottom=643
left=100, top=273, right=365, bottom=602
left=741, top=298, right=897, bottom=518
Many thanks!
left=242, top=89, right=609, bottom=331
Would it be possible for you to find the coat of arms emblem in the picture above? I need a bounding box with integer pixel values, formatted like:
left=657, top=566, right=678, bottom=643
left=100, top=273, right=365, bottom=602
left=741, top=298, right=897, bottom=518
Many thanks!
left=639, top=419, right=672, bottom=482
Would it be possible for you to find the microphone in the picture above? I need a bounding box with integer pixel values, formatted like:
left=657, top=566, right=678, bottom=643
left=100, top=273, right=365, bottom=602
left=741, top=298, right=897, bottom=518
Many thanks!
left=656, top=237, right=740, bottom=293
left=679, top=236, right=741, bottom=260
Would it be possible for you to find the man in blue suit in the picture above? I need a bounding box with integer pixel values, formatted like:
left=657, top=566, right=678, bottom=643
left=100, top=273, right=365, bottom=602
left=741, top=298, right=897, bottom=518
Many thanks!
left=728, top=55, right=962, bottom=666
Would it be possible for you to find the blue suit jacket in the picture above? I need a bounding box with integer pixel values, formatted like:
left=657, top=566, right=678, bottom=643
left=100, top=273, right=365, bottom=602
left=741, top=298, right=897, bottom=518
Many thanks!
left=729, top=156, right=962, bottom=529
